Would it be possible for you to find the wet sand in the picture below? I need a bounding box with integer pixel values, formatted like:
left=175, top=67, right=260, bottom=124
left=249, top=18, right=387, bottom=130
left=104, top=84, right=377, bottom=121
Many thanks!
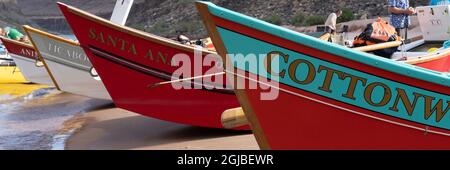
left=65, top=108, right=259, bottom=150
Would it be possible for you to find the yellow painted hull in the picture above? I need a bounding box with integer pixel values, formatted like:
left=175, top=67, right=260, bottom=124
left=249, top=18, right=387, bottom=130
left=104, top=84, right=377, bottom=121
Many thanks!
left=0, top=66, right=29, bottom=84
left=0, top=83, right=48, bottom=97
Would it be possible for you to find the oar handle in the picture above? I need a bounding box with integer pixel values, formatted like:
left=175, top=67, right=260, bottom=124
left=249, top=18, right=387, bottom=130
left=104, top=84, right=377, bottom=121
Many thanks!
left=353, top=41, right=402, bottom=52
left=221, top=107, right=248, bottom=129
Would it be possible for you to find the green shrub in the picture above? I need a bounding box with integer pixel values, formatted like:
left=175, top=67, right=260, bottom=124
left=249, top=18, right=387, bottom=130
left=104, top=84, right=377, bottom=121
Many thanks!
left=146, top=21, right=171, bottom=36
left=337, top=8, right=355, bottom=23
left=289, top=12, right=306, bottom=26
left=263, top=14, right=283, bottom=26
left=305, top=16, right=325, bottom=26
left=178, top=20, right=201, bottom=33
left=131, top=23, right=146, bottom=31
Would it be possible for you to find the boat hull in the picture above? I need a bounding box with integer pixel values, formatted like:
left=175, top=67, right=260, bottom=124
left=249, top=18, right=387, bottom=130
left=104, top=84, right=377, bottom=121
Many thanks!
left=0, top=66, right=28, bottom=84
left=392, top=40, right=450, bottom=72
left=0, top=37, right=53, bottom=85
left=41, top=59, right=111, bottom=99
left=198, top=2, right=450, bottom=149
left=24, top=27, right=112, bottom=100
left=243, top=76, right=450, bottom=149
left=9, top=54, right=53, bottom=85
left=413, top=55, right=450, bottom=72
left=59, top=3, right=246, bottom=129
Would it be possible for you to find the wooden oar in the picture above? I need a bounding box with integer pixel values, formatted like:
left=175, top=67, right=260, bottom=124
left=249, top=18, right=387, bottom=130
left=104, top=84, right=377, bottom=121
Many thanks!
left=221, top=107, right=248, bottom=129
left=318, top=33, right=403, bottom=52
left=148, top=72, right=226, bottom=88
left=353, top=41, right=402, bottom=52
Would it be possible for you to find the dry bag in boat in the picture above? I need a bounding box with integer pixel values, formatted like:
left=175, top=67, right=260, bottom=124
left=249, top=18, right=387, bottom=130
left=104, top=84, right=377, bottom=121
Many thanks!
left=353, top=18, right=401, bottom=58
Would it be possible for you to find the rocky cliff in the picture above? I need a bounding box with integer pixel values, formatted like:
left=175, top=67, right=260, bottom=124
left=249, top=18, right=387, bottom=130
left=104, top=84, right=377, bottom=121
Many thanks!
left=0, top=0, right=430, bottom=37
left=128, top=0, right=429, bottom=38
left=0, top=0, right=32, bottom=28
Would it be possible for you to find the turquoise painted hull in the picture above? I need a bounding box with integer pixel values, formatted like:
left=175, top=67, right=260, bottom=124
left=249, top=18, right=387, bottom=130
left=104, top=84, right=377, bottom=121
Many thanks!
left=198, top=2, right=450, bottom=149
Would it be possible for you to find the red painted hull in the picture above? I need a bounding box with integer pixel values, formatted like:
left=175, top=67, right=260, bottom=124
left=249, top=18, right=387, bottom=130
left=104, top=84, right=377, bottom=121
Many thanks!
left=414, top=55, right=450, bottom=72
left=245, top=72, right=450, bottom=149
left=59, top=3, right=247, bottom=130
left=0, top=37, right=37, bottom=60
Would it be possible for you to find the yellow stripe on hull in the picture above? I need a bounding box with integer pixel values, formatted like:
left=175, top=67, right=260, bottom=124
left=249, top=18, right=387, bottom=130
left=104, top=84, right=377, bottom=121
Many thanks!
left=0, top=66, right=29, bottom=84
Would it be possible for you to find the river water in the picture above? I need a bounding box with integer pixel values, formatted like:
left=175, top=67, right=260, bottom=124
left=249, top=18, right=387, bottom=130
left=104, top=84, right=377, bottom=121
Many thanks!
left=1, top=34, right=114, bottom=150
left=0, top=84, right=112, bottom=150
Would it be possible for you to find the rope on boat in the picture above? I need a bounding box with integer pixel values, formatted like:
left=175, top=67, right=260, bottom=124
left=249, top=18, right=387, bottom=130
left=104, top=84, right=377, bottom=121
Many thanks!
left=148, top=72, right=226, bottom=88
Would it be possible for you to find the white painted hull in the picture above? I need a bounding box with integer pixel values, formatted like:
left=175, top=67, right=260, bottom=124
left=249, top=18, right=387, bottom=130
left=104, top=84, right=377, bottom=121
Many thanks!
left=44, top=59, right=111, bottom=100
left=0, top=59, right=14, bottom=66
left=0, top=47, right=11, bottom=60
left=26, top=29, right=111, bottom=100
left=417, top=5, right=450, bottom=41
left=0, top=53, right=11, bottom=60
left=391, top=39, right=427, bottom=60
left=10, top=53, right=53, bottom=85
left=391, top=39, right=448, bottom=62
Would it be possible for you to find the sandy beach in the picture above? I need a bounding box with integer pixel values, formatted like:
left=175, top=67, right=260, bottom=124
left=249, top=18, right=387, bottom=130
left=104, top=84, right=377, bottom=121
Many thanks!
left=65, top=108, right=259, bottom=150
